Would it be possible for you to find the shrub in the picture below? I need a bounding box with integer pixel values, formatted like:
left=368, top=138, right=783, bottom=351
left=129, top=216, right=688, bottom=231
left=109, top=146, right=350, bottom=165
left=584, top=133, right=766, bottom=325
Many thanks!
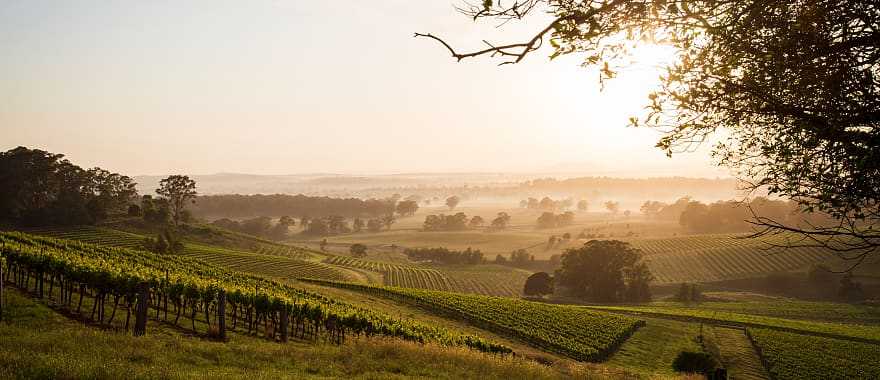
left=672, top=351, right=717, bottom=374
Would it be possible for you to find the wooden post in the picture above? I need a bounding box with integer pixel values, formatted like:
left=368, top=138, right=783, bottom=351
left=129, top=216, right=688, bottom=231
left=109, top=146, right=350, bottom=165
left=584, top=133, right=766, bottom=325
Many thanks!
left=280, top=308, right=289, bottom=343
left=217, top=290, right=226, bottom=341
left=134, top=283, right=149, bottom=336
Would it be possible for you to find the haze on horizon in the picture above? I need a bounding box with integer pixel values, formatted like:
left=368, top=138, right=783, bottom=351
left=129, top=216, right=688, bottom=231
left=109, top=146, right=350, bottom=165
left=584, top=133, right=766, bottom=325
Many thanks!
left=1, top=1, right=728, bottom=178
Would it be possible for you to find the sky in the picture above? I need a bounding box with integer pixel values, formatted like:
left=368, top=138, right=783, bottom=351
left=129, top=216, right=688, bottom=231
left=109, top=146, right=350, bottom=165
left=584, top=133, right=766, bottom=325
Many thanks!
left=0, top=1, right=729, bottom=178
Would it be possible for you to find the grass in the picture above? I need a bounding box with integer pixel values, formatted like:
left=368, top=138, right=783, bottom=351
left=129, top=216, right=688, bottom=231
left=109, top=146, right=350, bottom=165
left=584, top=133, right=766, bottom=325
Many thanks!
left=708, top=327, right=768, bottom=380
left=604, top=317, right=703, bottom=377
left=0, top=289, right=614, bottom=380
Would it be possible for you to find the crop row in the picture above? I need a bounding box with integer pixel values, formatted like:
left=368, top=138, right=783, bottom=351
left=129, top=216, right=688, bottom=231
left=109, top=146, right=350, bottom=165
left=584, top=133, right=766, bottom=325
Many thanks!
left=0, top=231, right=510, bottom=355
left=746, top=328, right=880, bottom=379
left=324, top=256, right=525, bottom=297
left=585, top=304, right=880, bottom=343
left=304, top=279, right=644, bottom=362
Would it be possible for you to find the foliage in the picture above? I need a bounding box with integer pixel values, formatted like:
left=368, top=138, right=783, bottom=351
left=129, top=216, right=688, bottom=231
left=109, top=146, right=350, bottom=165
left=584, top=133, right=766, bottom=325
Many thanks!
left=0, top=146, right=137, bottom=226
left=671, top=351, right=717, bottom=375
left=189, top=194, right=397, bottom=219
left=423, top=213, right=470, bottom=231
left=307, top=279, right=644, bottom=362
left=748, top=328, right=880, bottom=380
left=523, top=272, right=554, bottom=297
left=0, top=231, right=510, bottom=355
left=445, top=196, right=461, bottom=210
left=673, top=283, right=703, bottom=303
left=143, top=228, right=185, bottom=254
left=404, top=247, right=483, bottom=265
left=156, top=175, right=197, bottom=227
left=488, top=212, right=511, bottom=231
left=395, top=200, right=419, bottom=217
left=349, top=243, right=367, bottom=258
left=536, top=211, right=575, bottom=229
left=556, top=240, right=652, bottom=302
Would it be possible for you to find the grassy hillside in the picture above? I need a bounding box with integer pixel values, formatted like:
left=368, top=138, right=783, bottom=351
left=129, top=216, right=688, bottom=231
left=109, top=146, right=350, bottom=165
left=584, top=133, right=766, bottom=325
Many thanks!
left=0, top=290, right=608, bottom=380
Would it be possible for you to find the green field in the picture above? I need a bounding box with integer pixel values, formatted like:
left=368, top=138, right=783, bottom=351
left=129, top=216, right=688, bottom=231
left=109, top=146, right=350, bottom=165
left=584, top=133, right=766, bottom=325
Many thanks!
left=0, top=290, right=599, bottom=380
left=747, top=328, right=880, bottom=380
left=583, top=304, right=880, bottom=343
left=304, top=279, right=645, bottom=362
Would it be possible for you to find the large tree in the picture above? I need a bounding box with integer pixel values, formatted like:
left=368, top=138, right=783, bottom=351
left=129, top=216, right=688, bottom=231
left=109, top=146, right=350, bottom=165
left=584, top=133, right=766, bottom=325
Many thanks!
left=156, top=175, right=197, bottom=227
left=555, top=240, right=651, bottom=302
left=0, top=147, right=137, bottom=226
left=420, top=1, right=880, bottom=267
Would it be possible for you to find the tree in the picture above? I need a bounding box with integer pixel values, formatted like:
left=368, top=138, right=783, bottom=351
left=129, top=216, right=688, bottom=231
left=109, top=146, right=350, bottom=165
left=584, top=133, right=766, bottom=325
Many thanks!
left=555, top=240, right=651, bottom=302
left=381, top=214, right=396, bottom=230
left=350, top=243, right=368, bottom=258
left=640, top=201, right=667, bottom=217
left=352, top=217, right=364, bottom=232
left=0, top=147, right=138, bottom=226
left=523, top=272, right=554, bottom=297
left=604, top=201, right=620, bottom=215
left=489, top=212, right=511, bottom=231
left=419, top=1, right=880, bottom=267
left=445, top=195, right=461, bottom=210
left=577, top=200, right=589, bottom=212
left=156, top=175, right=197, bottom=228
left=469, top=215, right=485, bottom=228
left=536, top=212, right=557, bottom=229
left=396, top=200, right=419, bottom=217
left=366, top=218, right=383, bottom=233
left=509, top=249, right=532, bottom=266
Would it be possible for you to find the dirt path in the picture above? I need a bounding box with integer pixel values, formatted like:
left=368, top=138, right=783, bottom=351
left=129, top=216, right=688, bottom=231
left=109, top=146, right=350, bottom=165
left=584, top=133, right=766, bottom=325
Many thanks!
left=711, top=327, right=770, bottom=380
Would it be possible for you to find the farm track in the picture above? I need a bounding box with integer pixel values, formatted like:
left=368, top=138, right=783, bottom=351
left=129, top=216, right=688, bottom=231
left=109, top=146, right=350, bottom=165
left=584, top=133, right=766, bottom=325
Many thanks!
left=711, top=327, right=770, bottom=380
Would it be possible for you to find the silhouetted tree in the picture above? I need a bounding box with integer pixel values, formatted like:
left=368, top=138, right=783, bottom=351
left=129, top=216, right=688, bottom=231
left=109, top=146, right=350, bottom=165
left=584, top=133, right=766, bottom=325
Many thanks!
left=469, top=215, right=485, bottom=228
left=156, top=175, right=197, bottom=228
left=350, top=243, right=368, bottom=258
left=577, top=200, right=589, bottom=212
left=445, top=195, right=461, bottom=210
left=489, top=212, right=511, bottom=231
left=523, top=272, right=554, bottom=297
left=396, top=200, right=419, bottom=217
left=555, top=240, right=652, bottom=302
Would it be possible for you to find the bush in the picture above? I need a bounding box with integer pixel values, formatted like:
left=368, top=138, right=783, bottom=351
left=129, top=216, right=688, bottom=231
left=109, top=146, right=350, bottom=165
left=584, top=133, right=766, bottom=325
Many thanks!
left=672, top=351, right=717, bottom=374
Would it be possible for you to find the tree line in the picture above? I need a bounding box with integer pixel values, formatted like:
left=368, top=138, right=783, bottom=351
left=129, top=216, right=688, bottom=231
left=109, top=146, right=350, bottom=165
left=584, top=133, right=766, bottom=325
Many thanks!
left=0, top=147, right=137, bottom=226
left=189, top=194, right=403, bottom=219
left=404, top=247, right=483, bottom=265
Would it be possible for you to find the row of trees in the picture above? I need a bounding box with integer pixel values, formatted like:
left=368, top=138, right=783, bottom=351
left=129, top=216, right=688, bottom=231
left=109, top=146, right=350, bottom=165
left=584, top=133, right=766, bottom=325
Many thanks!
left=536, top=211, right=575, bottom=229
left=422, top=212, right=511, bottom=231
left=403, top=247, right=483, bottom=265
left=640, top=196, right=833, bottom=234
left=211, top=216, right=295, bottom=240
left=0, top=147, right=137, bottom=226
left=191, top=194, right=400, bottom=219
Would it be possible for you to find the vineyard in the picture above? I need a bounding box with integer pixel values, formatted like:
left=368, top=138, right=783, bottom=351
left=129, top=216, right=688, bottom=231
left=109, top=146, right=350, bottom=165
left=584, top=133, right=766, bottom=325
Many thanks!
left=585, top=304, right=880, bottom=343
left=746, top=328, right=880, bottom=379
left=19, top=226, right=349, bottom=282
left=0, top=231, right=510, bottom=355
left=304, top=279, right=644, bottom=362
left=624, top=234, right=834, bottom=284
left=323, top=256, right=528, bottom=297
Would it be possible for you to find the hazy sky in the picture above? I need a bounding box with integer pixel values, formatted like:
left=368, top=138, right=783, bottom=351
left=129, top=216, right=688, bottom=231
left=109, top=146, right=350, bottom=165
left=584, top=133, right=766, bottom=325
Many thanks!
left=1, top=1, right=728, bottom=177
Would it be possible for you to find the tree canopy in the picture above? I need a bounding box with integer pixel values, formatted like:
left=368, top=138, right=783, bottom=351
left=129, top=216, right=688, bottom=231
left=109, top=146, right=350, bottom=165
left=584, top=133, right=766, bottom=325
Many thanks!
left=555, top=240, right=652, bottom=302
left=0, top=147, right=137, bottom=226
left=421, top=0, right=880, bottom=266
